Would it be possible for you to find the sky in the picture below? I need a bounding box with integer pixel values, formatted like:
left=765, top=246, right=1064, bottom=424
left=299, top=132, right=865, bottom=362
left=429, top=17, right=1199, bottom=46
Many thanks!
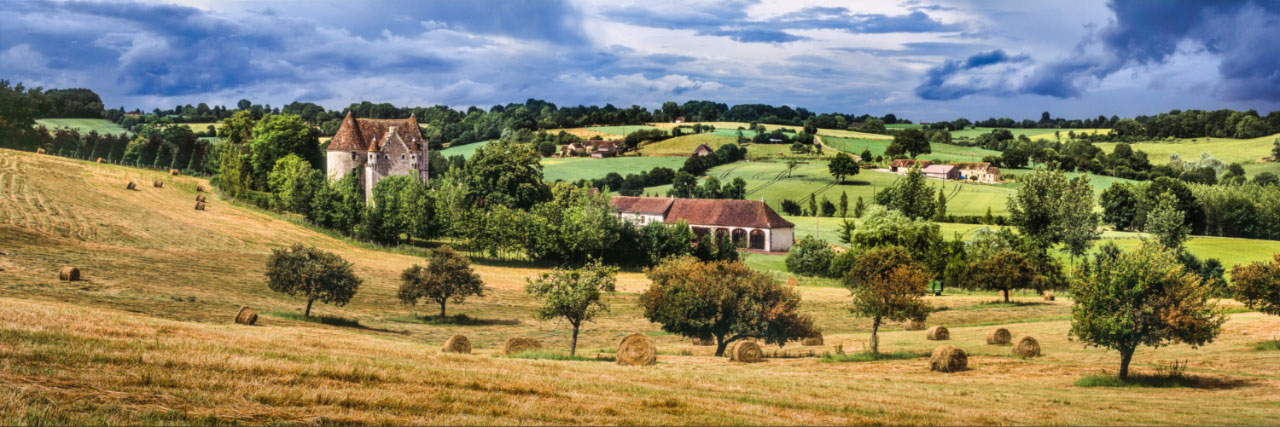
left=2, top=0, right=1279, bottom=122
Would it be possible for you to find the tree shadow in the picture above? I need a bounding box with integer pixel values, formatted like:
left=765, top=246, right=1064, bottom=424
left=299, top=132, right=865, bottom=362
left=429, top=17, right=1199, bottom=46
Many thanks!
left=265, top=311, right=407, bottom=334
left=392, top=314, right=520, bottom=326
left=1075, top=373, right=1253, bottom=390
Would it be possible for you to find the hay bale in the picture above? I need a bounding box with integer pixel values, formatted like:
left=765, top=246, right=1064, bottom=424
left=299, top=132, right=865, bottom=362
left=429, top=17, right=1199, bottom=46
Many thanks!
left=1012, top=336, right=1041, bottom=358
left=985, top=328, right=1011, bottom=345
left=96, top=158, right=104, bottom=163
left=153, top=180, right=163, bottom=188
left=616, top=333, right=657, bottom=366
left=169, top=169, right=179, bottom=175
left=802, top=334, right=824, bottom=346
left=442, top=335, right=471, bottom=354
left=234, top=306, right=258, bottom=325
left=1043, top=291, right=1055, bottom=301
left=58, top=267, right=80, bottom=281
left=126, top=181, right=137, bottom=190
left=691, top=337, right=715, bottom=346
left=195, top=201, right=206, bottom=211
left=729, top=340, right=764, bottom=363
left=906, top=319, right=927, bottom=330
left=196, top=184, right=206, bottom=192
left=503, top=337, right=542, bottom=355
left=36, top=148, right=46, bottom=154
left=196, top=194, right=207, bottom=203
left=926, top=326, right=950, bottom=341
left=786, top=277, right=798, bottom=287
left=929, top=345, right=968, bottom=372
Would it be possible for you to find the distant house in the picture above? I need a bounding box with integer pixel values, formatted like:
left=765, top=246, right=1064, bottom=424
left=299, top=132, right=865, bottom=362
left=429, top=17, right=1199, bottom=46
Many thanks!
left=692, top=143, right=715, bottom=157
left=611, top=196, right=796, bottom=252
left=561, top=142, right=587, bottom=157
left=674, top=116, right=685, bottom=123
left=591, top=141, right=619, bottom=158
left=954, top=162, right=1002, bottom=184
left=922, top=164, right=960, bottom=180
left=890, top=159, right=931, bottom=173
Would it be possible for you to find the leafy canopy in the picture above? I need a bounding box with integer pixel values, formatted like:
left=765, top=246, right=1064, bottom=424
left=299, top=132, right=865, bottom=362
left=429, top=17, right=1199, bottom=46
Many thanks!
left=843, top=246, right=932, bottom=354
left=398, top=246, right=485, bottom=318
left=265, top=244, right=363, bottom=317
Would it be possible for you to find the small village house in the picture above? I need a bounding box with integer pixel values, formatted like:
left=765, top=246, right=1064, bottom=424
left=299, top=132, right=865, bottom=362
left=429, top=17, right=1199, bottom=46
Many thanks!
left=890, top=159, right=931, bottom=173
left=560, top=142, right=588, bottom=157
left=692, top=143, right=715, bottom=157
left=591, top=141, right=619, bottom=158
left=611, top=196, right=796, bottom=252
left=954, top=162, right=1002, bottom=183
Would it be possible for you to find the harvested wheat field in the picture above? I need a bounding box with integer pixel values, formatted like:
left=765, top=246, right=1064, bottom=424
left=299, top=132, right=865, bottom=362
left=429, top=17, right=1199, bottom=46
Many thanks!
left=2, top=149, right=1280, bottom=425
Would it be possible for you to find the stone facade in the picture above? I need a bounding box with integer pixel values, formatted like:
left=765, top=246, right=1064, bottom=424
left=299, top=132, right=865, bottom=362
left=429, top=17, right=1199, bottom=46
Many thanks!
left=325, top=112, right=428, bottom=204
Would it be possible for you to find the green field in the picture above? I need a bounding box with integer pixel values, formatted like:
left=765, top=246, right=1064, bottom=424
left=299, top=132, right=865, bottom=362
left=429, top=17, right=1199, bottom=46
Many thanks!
left=950, top=127, right=1110, bottom=140
left=438, top=140, right=491, bottom=159
left=1242, top=161, right=1280, bottom=178
left=884, top=123, right=922, bottom=129
left=34, top=118, right=129, bottom=135
left=1096, top=133, right=1280, bottom=166
left=645, top=160, right=1015, bottom=216
left=541, top=156, right=688, bottom=182
left=822, top=136, right=1001, bottom=163
left=638, top=134, right=737, bottom=156
left=586, top=125, right=659, bottom=135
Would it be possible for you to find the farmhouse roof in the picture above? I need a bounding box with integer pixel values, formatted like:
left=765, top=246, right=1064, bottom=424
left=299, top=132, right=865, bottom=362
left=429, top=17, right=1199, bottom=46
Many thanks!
left=922, top=164, right=957, bottom=174
left=693, top=144, right=714, bottom=156
left=665, top=199, right=795, bottom=229
left=327, top=112, right=425, bottom=153
left=611, top=196, right=675, bottom=215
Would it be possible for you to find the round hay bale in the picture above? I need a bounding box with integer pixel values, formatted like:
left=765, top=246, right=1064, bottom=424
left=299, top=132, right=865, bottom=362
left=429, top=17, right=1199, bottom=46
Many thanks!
left=196, top=194, right=207, bottom=203
left=929, top=345, right=968, bottom=373
left=153, top=180, right=163, bottom=188
left=985, top=328, right=1011, bottom=345
left=906, top=319, right=927, bottom=331
left=926, top=326, right=950, bottom=341
left=691, top=337, right=715, bottom=346
left=802, top=334, right=824, bottom=346
left=196, top=184, right=206, bottom=192
left=234, top=306, right=258, bottom=325
left=786, top=277, right=798, bottom=287
left=1043, top=291, right=1055, bottom=301
left=442, top=335, right=471, bottom=354
left=96, top=158, right=104, bottom=163
left=58, top=267, right=80, bottom=281
left=729, top=340, right=764, bottom=363
left=36, top=148, right=46, bottom=154
left=616, top=333, right=657, bottom=366
left=1012, top=336, right=1041, bottom=358
left=126, top=181, right=137, bottom=190
left=169, top=169, right=179, bottom=176
left=503, top=337, right=542, bottom=355
left=194, top=201, right=206, bottom=211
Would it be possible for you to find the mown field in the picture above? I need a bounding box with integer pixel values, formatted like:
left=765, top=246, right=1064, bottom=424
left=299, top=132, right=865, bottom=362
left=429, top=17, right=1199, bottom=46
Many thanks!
left=638, top=134, right=736, bottom=156
left=438, top=140, right=491, bottom=159
left=34, top=118, right=129, bottom=135
left=541, top=156, right=688, bottom=182
left=1096, top=133, right=1280, bottom=166
left=2, top=149, right=1280, bottom=425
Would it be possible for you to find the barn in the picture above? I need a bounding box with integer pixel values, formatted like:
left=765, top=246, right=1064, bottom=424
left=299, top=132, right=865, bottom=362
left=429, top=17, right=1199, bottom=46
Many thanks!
left=611, top=196, right=796, bottom=252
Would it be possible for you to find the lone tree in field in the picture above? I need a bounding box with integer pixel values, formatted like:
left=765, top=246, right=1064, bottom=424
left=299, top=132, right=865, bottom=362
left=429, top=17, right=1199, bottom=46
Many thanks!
left=828, top=152, right=860, bottom=183
left=1145, top=192, right=1188, bottom=250
left=525, top=260, right=617, bottom=356
left=398, top=246, right=485, bottom=318
left=1230, top=254, right=1280, bottom=318
left=640, top=256, right=818, bottom=356
left=265, top=244, right=363, bottom=317
left=843, top=246, right=932, bottom=354
left=1070, top=242, right=1224, bottom=379
left=966, top=249, right=1039, bottom=302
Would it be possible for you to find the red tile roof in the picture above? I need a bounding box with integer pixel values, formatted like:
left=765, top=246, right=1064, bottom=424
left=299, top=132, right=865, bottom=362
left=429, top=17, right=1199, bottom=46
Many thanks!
left=611, top=196, right=794, bottom=229
left=327, top=112, right=424, bottom=153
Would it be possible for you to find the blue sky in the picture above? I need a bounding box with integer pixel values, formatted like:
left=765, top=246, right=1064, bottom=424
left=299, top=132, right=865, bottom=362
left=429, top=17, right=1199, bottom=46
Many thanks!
left=2, top=0, right=1279, bottom=121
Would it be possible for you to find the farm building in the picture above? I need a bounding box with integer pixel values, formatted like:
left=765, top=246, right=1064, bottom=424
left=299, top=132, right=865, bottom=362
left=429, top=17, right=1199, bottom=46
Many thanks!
left=325, top=112, right=428, bottom=204
left=692, top=144, right=714, bottom=157
left=890, top=159, right=931, bottom=173
left=611, top=196, right=796, bottom=252
left=591, top=141, right=619, bottom=158
left=922, top=164, right=960, bottom=180
left=561, top=142, right=588, bottom=157
left=954, top=162, right=1002, bottom=183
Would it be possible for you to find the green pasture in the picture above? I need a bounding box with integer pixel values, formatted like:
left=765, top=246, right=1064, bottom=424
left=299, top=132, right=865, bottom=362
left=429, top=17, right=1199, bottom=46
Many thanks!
left=438, top=140, right=492, bottom=159
left=638, top=134, right=737, bottom=156
left=34, top=118, right=129, bottom=135
left=822, top=136, right=1000, bottom=163
left=541, top=156, right=688, bottom=182
left=586, top=125, right=659, bottom=136
left=950, top=127, right=1110, bottom=140
left=1096, top=133, right=1280, bottom=166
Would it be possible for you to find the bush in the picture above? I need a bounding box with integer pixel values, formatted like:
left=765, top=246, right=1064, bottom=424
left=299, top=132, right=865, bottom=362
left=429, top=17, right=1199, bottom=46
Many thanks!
left=785, top=237, right=835, bottom=277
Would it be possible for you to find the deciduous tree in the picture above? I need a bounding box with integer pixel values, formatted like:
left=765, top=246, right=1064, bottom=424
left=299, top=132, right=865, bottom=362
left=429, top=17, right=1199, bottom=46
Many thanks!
left=265, top=244, right=363, bottom=317
left=399, top=246, right=485, bottom=318
left=843, top=247, right=932, bottom=353
left=525, top=260, right=618, bottom=356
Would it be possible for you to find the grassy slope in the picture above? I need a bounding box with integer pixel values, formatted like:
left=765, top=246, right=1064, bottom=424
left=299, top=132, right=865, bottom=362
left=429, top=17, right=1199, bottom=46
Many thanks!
left=2, top=149, right=1280, bottom=424
left=951, top=127, right=1111, bottom=140
left=35, top=118, right=129, bottom=135
left=1096, top=133, right=1280, bottom=165
left=438, top=140, right=491, bottom=159
left=541, top=156, right=688, bottom=182
left=638, top=134, right=738, bottom=156
left=823, top=136, right=1002, bottom=163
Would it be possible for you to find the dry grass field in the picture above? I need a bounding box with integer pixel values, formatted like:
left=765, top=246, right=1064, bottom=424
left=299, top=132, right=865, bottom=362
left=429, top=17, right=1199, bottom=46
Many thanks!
left=2, top=149, right=1280, bottom=425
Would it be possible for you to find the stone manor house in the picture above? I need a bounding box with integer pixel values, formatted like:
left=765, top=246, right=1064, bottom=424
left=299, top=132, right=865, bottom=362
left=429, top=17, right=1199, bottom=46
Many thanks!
left=325, top=112, right=429, bottom=203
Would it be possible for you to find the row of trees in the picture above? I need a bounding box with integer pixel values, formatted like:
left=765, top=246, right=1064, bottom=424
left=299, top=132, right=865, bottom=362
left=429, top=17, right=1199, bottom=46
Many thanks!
left=1102, top=177, right=1280, bottom=240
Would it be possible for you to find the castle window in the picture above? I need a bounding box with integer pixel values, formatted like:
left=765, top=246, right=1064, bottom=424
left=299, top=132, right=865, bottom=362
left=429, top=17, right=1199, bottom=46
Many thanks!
left=401, top=154, right=406, bottom=160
